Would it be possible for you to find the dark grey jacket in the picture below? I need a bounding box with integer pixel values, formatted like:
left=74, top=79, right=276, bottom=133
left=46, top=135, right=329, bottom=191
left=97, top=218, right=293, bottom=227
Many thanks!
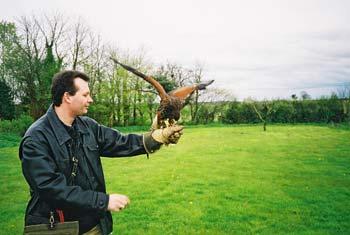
left=19, top=105, right=160, bottom=235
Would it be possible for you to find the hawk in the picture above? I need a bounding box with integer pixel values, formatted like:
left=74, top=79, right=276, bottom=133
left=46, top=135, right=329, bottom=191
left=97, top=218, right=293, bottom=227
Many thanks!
left=111, top=58, right=214, bottom=129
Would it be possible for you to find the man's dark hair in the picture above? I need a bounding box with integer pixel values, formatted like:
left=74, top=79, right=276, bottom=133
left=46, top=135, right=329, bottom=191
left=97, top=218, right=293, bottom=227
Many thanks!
left=51, top=70, right=90, bottom=106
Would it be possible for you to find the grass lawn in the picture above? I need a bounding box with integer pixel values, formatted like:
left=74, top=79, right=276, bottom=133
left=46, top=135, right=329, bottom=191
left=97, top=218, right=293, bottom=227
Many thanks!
left=0, top=124, right=349, bottom=234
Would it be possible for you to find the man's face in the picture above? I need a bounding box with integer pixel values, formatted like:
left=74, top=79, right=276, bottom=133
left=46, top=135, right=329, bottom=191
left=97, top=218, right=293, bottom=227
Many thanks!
left=69, top=77, right=93, bottom=116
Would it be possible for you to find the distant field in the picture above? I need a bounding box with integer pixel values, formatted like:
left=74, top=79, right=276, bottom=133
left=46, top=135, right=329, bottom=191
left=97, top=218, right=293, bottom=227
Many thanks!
left=0, top=124, right=349, bottom=234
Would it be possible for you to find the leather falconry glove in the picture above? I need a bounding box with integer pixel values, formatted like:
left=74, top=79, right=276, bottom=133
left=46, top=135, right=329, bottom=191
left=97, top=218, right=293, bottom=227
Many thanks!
left=151, top=115, right=160, bottom=130
left=151, top=125, right=184, bottom=145
left=143, top=122, right=184, bottom=155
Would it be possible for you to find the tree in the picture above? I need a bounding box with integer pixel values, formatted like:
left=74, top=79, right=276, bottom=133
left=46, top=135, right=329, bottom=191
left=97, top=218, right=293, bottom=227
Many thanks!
left=194, top=88, right=231, bottom=124
left=83, top=35, right=108, bottom=96
left=188, top=63, right=203, bottom=123
left=70, top=19, right=89, bottom=70
left=0, top=21, right=22, bottom=102
left=300, top=91, right=311, bottom=100
left=223, top=101, right=241, bottom=124
left=157, top=62, right=190, bottom=87
left=337, top=84, right=350, bottom=122
left=3, top=14, right=66, bottom=118
left=153, top=75, right=176, bottom=93
left=246, top=98, right=274, bottom=131
left=0, top=79, right=15, bottom=120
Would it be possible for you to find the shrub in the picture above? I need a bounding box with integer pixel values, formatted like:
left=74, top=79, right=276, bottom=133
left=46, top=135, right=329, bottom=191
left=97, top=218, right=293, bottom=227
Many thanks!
left=0, top=114, right=33, bottom=136
left=222, top=102, right=241, bottom=124
left=271, top=101, right=296, bottom=123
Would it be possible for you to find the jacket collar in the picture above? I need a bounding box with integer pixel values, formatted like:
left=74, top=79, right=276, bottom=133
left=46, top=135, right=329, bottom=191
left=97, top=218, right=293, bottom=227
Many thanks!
left=47, top=104, right=89, bottom=146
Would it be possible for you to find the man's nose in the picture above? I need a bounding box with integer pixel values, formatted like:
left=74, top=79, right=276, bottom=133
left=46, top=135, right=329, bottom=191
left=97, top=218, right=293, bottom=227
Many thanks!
left=88, top=96, right=93, bottom=103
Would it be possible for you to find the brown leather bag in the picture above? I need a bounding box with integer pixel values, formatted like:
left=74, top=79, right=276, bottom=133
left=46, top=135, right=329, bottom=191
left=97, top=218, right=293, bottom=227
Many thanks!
left=23, top=220, right=79, bottom=235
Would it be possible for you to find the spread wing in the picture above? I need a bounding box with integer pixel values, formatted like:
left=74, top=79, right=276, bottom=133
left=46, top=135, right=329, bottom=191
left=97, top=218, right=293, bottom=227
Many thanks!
left=169, top=80, right=214, bottom=100
left=111, top=57, right=167, bottom=99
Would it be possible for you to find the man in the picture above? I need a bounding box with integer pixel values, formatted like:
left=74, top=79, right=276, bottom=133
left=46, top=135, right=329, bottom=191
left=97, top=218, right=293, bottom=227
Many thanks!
left=19, top=70, right=183, bottom=235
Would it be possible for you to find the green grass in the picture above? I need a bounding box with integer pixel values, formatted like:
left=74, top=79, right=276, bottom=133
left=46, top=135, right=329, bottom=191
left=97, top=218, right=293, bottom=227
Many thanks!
left=0, top=124, right=349, bottom=234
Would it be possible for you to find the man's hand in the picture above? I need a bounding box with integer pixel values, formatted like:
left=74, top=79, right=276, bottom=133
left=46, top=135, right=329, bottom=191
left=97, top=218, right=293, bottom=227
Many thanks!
left=151, top=125, right=184, bottom=145
left=107, top=194, right=130, bottom=212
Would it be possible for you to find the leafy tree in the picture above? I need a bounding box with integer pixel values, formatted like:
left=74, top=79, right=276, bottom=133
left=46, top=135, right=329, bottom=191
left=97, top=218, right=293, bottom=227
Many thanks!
left=0, top=21, right=22, bottom=101
left=223, top=101, right=243, bottom=124
left=38, top=45, right=62, bottom=109
left=0, top=16, right=64, bottom=118
left=291, top=94, right=298, bottom=100
left=300, top=91, right=311, bottom=100
left=153, top=75, right=176, bottom=93
left=0, top=79, right=15, bottom=120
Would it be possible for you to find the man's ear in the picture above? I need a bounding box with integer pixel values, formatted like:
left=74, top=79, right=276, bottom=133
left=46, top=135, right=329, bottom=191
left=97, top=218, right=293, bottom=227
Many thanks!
left=63, top=92, right=72, bottom=104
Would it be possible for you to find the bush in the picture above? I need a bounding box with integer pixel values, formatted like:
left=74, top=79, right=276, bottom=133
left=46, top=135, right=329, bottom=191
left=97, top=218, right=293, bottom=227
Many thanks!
left=195, top=104, right=217, bottom=124
left=295, top=100, right=320, bottom=122
left=241, top=102, right=260, bottom=123
left=318, top=97, right=344, bottom=123
left=271, top=101, right=296, bottom=123
left=222, top=97, right=347, bottom=124
left=222, top=102, right=241, bottom=124
left=0, top=114, right=33, bottom=136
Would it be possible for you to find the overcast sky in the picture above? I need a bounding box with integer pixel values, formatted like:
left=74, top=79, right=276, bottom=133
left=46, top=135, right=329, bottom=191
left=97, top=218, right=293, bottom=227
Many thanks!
left=1, top=0, right=350, bottom=100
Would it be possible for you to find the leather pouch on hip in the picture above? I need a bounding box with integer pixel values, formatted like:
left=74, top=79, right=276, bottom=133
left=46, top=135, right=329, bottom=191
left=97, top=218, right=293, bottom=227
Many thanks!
left=23, top=221, right=79, bottom=235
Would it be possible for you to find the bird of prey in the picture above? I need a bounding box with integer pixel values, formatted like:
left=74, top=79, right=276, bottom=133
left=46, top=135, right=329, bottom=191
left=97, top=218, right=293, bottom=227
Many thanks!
left=111, top=57, right=214, bottom=129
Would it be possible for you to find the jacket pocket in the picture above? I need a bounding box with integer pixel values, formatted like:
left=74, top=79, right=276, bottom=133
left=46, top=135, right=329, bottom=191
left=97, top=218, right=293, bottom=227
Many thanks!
left=85, top=142, right=100, bottom=159
left=86, top=142, right=99, bottom=151
left=85, top=144, right=101, bottom=166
